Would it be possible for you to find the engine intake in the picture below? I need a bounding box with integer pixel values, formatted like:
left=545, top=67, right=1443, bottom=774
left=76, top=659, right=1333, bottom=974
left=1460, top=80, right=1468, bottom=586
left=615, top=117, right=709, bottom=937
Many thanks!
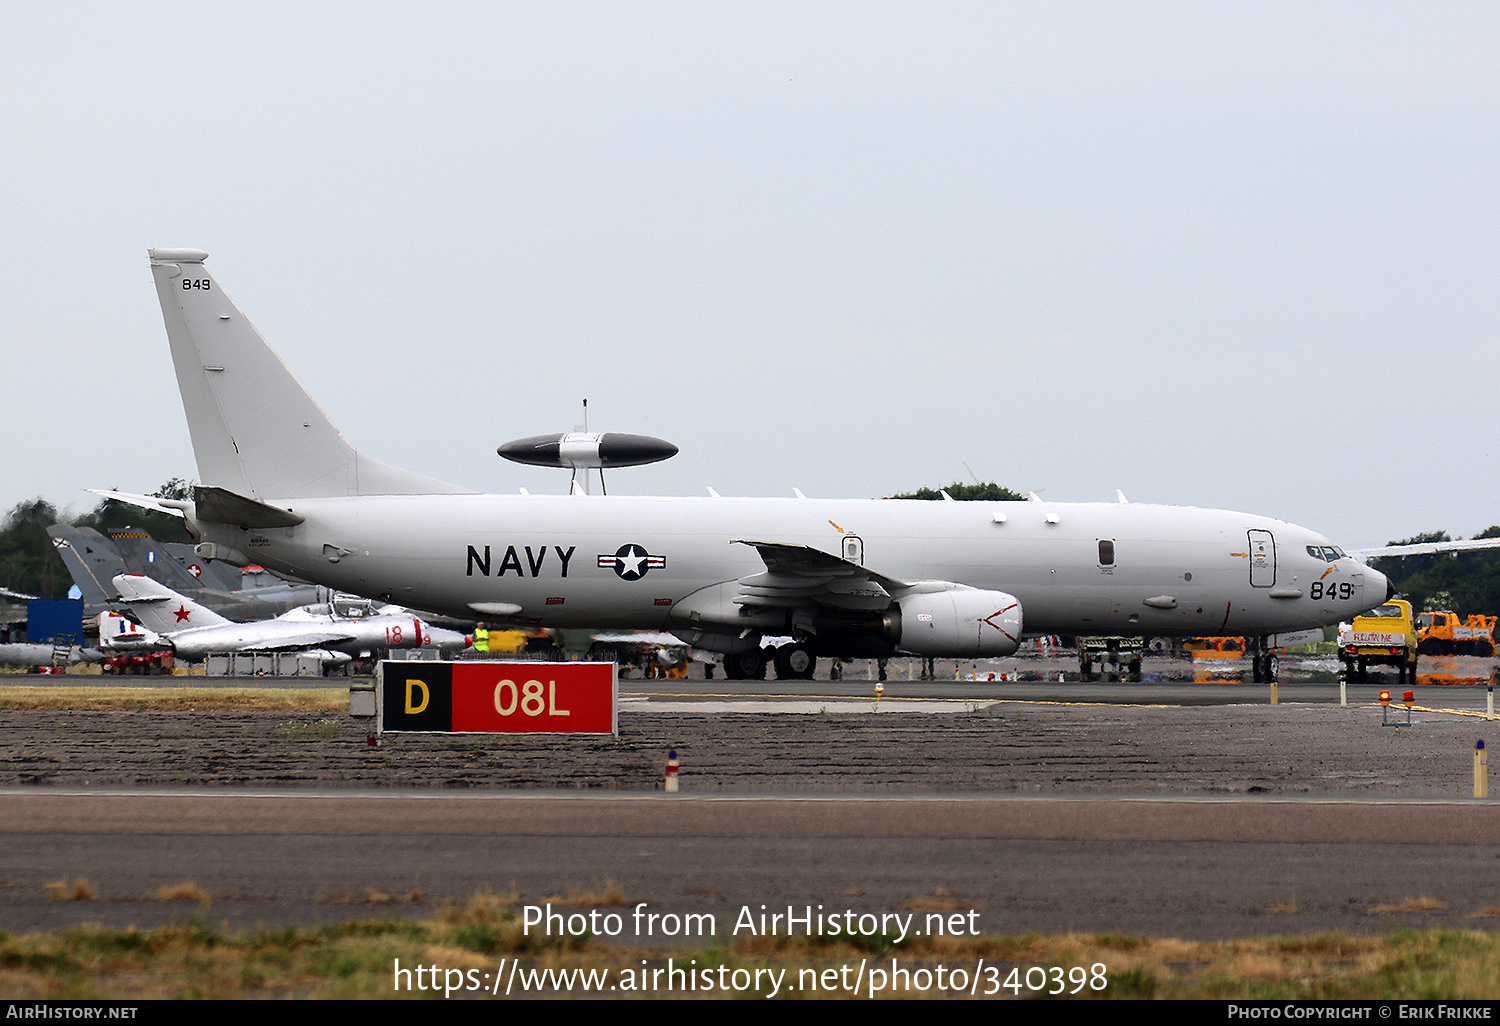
left=895, top=589, right=1023, bottom=657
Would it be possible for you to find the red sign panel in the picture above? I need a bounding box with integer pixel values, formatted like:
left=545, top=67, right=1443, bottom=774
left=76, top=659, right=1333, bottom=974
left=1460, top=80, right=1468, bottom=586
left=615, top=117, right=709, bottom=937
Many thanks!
left=452, top=662, right=615, bottom=734
left=379, top=660, right=616, bottom=735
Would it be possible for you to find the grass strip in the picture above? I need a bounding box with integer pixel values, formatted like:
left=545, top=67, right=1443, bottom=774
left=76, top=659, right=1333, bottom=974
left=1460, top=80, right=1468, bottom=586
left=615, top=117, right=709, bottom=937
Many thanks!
left=2, top=903, right=1499, bottom=999
left=0, top=686, right=346, bottom=712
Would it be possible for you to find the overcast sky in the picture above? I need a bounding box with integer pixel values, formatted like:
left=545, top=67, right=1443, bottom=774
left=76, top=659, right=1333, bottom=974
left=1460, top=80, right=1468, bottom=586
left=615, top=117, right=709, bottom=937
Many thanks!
left=3, top=3, right=1497, bottom=550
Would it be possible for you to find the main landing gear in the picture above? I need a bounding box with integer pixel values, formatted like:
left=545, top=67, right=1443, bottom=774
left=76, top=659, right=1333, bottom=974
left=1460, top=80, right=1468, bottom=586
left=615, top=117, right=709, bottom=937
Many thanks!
left=721, top=647, right=767, bottom=680
left=721, top=643, right=818, bottom=680
left=772, top=642, right=816, bottom=681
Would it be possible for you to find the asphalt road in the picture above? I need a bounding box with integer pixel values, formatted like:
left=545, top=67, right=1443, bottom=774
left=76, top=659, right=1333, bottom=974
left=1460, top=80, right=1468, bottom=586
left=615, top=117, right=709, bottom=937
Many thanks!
left=4, top=791, right=1499, bottom=941
left=3, top=653, right=1499, bottom=942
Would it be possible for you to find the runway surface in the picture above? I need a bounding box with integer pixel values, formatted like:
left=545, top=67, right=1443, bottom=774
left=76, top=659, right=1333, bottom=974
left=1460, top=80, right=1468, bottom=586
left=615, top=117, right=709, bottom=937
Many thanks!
left=4, top=791, right=1500, bottom=941
left=3, top=653, right=1499, bottom=942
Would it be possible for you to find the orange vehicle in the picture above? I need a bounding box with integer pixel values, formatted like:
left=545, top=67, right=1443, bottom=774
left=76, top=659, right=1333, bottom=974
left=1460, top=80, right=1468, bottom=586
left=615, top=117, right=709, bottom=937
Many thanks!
left=1182, top=637, right=1246, bottom=660
left=1416, top=610, right=1496, bottom=656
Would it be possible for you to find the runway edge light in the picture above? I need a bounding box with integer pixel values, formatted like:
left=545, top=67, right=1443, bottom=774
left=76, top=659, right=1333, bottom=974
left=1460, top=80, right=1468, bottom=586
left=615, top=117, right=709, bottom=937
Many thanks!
left=1476, top=740, right=1488, bottom=799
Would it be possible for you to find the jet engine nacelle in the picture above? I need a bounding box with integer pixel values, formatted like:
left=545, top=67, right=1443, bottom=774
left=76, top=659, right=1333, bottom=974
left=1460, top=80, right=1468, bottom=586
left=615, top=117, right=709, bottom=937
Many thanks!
left=895, top=588, right=1023, bottom=658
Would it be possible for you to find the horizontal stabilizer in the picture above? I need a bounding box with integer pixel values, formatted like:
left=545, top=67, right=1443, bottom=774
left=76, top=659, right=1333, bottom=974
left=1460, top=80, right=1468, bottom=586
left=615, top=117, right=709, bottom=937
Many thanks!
left=85, top=490, right=188, bottom=518
left=194, top=486, right=305, bottom=529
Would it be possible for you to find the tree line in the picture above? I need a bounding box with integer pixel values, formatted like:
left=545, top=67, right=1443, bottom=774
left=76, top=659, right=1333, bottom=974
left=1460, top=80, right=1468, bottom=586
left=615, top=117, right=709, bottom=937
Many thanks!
left=0, top=480, right=193, bottom=600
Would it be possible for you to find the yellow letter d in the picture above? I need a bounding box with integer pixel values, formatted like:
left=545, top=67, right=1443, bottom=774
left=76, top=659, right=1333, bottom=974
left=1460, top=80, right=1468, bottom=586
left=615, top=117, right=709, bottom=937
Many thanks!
left=404, top=679, right=429, bottom=714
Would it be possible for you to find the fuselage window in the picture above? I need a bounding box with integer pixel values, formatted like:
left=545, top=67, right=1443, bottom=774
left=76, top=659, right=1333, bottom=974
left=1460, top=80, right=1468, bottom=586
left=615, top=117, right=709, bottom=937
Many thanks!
left=1099, top=539, right=1115, bottom=566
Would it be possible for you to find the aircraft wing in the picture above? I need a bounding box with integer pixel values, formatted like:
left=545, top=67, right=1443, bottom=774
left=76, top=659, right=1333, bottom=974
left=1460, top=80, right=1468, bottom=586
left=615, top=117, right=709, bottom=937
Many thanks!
left=591, top=631, right=686, bottom=645
left=1353, top=538, right=1500, bottom=559
left=730, top=540, right=911, bottom=611
left=238, top=630, right=359, bottom=652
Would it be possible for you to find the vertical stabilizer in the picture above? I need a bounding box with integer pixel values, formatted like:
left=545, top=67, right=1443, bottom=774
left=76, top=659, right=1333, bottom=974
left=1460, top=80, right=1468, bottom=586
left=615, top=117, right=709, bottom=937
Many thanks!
left=46, top=526, right=129, bottom=612
left=99, top=611, right=156, bottom=648
left=111, top=574, right=232, bottom=633
left=147, top=249, right=469, bottom=499
left=110, top=530, right=217, bottom=593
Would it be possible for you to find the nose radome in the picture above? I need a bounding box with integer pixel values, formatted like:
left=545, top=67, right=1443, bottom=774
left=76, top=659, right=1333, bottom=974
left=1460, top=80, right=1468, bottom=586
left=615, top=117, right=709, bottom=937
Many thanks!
left=1363, top=566, right=1394, bottom=606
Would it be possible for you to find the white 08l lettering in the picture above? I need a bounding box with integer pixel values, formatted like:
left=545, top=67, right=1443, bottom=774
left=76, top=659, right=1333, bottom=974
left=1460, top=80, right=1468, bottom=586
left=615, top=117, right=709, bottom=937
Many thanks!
left=493, top=679, right=571, bottom=718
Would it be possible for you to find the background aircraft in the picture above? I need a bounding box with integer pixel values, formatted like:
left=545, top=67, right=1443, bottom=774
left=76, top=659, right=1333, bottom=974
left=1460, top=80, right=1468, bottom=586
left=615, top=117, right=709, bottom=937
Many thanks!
left=49, top=524, right=324, bottom=620
left=108, top=574, right=469, bottom=664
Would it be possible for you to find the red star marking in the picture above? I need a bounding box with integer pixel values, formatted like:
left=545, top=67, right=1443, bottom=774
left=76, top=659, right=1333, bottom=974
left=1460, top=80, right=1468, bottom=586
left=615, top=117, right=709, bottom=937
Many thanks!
left=174, top=605, right=191, bottom=623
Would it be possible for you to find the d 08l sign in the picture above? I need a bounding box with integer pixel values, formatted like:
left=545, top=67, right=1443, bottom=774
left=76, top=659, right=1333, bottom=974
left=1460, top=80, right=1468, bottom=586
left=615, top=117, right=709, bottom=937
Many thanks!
left=378, top=661, right=617, bottom=735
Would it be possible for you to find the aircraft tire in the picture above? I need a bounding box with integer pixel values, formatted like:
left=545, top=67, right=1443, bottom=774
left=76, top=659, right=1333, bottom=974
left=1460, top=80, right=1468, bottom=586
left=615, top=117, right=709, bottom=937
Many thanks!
left=773, top=643, right=816, bottom=681
left=1265, top=653, right=1279, bottom=683
left=724, top=648, right=767, bottom=681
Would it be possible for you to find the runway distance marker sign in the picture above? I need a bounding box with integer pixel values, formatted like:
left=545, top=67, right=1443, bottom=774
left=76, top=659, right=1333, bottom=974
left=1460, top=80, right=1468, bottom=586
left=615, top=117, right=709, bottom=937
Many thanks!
left=377, top=660, right=617, bottom=736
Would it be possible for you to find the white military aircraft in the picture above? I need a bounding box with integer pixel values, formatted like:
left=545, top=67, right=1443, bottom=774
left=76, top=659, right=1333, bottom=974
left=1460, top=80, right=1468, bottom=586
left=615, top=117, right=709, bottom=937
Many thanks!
left=121, top=249, right=1395, bottom=682
left=107, top=574, right=468, bottom=665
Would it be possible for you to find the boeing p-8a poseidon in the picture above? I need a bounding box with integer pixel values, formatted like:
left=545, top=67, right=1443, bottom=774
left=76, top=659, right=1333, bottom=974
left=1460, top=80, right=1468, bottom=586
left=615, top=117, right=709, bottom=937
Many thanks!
left=127, top=249, right=1390, bottom=681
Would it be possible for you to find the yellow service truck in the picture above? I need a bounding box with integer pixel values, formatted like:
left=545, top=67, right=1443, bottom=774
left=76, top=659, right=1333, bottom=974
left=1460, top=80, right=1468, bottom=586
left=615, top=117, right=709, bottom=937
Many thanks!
left=1337, top=599, right=1418, bottom=687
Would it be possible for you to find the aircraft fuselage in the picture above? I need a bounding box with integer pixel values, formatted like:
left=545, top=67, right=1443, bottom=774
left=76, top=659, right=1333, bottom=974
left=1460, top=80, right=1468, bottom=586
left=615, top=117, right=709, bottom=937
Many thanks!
left=204, top=492, right=1380, bottom=639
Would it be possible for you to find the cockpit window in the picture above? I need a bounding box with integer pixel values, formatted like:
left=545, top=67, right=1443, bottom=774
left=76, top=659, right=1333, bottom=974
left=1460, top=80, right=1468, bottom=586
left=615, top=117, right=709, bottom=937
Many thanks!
left=1306, top=546, right=1348, bottom=562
